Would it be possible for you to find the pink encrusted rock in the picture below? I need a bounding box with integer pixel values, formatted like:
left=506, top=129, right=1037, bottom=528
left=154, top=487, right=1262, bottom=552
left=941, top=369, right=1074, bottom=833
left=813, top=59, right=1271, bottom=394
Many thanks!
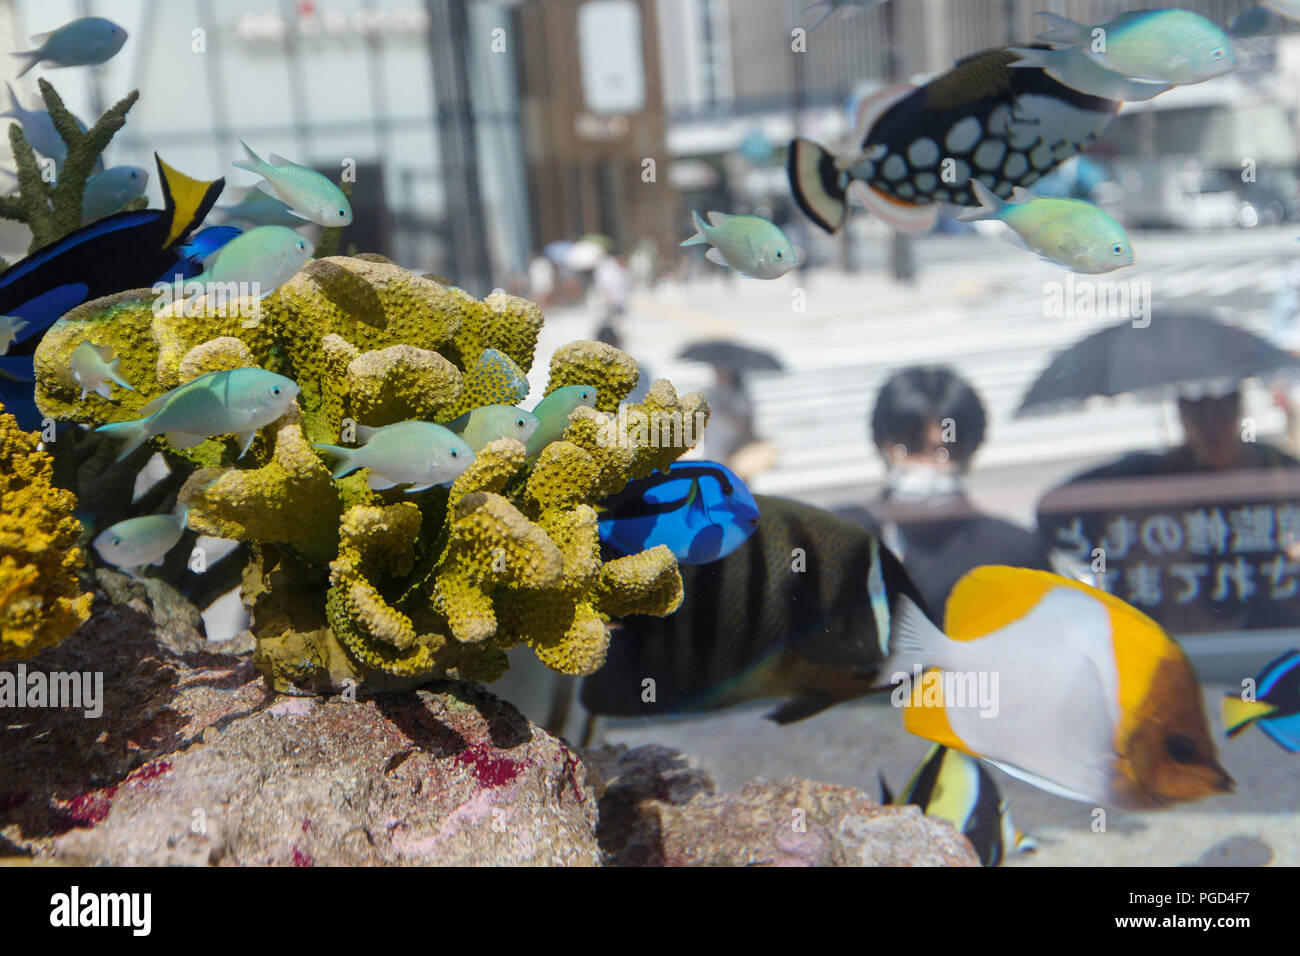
left=0, top=587, right=599, bottom=866
left=585, top=744, right=980, bottom=867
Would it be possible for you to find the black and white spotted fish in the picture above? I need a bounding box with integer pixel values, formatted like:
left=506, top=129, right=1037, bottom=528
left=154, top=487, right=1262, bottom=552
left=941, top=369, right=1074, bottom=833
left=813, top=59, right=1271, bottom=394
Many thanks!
left=788, top=46, right=1122, bottom=234
left=579, top=496, right=934, bottom=725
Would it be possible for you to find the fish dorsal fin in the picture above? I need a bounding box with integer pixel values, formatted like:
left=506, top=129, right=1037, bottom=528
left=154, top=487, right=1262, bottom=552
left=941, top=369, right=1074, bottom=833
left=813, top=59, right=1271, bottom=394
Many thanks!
left=1010, top=186, right=1038, bottom=204
left=705, top=211, right=732, bottom=226
left=943, top=566, right=1072, bottom=639
left=157, top=154, right=226, bottom=249
left=138, top=392, right=172, bottom=418
left=91, top=342, right=114, bottom=361
left=852, top=82, right=916, bottom=147
left=267, top=153, right=293, bottom=167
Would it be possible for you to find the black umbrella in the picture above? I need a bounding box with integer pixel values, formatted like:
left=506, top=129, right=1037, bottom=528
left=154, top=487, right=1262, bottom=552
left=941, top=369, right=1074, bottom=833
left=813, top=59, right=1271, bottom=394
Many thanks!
left=1016, top=311, right=1300, bottom=417
left=678, top=340, right=785, bottom=373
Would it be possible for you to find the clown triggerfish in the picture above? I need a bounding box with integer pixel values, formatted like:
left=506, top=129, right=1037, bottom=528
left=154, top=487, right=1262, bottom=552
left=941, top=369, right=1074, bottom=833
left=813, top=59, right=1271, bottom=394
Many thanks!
left=788, top=46, right=1123, bottom=234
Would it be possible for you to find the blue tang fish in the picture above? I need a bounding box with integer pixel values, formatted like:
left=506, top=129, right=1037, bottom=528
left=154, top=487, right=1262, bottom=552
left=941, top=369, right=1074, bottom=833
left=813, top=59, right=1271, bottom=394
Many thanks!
left=0, top=155, right=231, bottom=429
left=1223, top=649, right=1300, bottom=752
left=597, top=461, right=760, bottom=565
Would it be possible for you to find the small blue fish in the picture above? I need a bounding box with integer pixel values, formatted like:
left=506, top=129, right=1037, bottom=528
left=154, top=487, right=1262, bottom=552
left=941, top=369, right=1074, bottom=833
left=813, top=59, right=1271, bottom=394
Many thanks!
left=1223, top=649, right=1300, bottom=752
left=14, top=17, right=128, bottom=76
left=0, top=82, right=97, bottom=170
left=81, top=165, right=148, bottom=224
left=216, top=189, right=305, bottom=229
left=681, top=212, right=799, bottom=279
left=1036, top=10, right=1236, bottom=86
left=233, top=141, right=352, bottom=227
left=597, top=461, right=761, bottom=565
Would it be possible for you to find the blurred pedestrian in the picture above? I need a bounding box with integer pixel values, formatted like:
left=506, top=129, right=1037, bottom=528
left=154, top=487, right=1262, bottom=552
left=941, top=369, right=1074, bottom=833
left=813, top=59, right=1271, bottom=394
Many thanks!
left=838, top=365, right=1053, bottom=616
left=527, top=253, right=555, bottom=308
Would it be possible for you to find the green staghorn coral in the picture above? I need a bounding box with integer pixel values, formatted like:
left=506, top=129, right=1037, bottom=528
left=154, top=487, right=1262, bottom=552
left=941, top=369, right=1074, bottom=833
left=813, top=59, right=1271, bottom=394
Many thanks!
left=0, top=403, right=93, bottom=661
left=0, top=79, right=140, bottom=251
left=34, top=256, right=708, bottom=693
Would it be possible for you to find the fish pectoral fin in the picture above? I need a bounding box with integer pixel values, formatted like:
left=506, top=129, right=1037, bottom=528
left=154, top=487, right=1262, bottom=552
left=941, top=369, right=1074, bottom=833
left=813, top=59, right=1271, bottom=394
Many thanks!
left=704, top=248, right=730, bottom=269
left=285, top=207, right=312, bottom=221
left=165, top=431, right=206, bottom=449
left=766, top=694, right=834, bottom=725
left=850, top=181, right=940, bottom=234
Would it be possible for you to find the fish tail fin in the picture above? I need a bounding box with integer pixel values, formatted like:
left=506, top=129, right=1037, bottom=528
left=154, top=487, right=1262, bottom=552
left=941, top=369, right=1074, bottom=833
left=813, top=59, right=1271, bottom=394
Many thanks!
left=957, top=180, right=1005, bottom=222
left=156, top=153, right=225, bottom=249
left=804, top=2, right=835, bottom=31
left=12, top=51, right=41, bottom=79
left=311, top=442, right=357, bottom=479
left=788, top=138, right=849, bottom=234
left=232, top=140, right=263, bottom=175
left=1006, top=46, right=1049, bottom=70
left=107, top=356, right=134, bottom=392
left=680, top=211, right=709, bottom=246
left=1222, top=695, right=1277, bottom=737
left=95, top=419, right=150, bottom=462
left=1035, top=11, right=1089, bottom=44
left=885, top=594, right=951, bottom=675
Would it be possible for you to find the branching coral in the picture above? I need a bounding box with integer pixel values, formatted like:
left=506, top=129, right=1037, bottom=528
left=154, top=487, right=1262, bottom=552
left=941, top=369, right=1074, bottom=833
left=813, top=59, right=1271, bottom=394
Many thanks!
left=33, top=256, right=707, bottom=692
left=0, top=403, right=93, bottom=661
left=0, top=79, right=139, bottom=251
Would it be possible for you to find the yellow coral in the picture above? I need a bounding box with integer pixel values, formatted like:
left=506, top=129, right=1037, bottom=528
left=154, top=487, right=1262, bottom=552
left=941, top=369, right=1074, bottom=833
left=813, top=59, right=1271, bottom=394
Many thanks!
left=35, top=256, right=706, bottom=691
left=0, top=406, right=93, bottom=661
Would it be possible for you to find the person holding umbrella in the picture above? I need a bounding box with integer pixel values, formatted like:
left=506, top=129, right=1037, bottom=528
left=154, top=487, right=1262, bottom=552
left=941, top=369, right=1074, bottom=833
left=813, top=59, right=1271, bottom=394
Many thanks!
left=837, top=365, right=1054, bottom=616
left=1029, top=311, right=1300, bottom=634
left=679, top=340, right=782, bottom=482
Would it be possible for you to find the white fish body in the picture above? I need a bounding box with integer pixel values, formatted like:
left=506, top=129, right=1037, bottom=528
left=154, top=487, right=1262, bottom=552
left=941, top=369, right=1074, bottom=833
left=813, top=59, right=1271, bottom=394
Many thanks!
left=92, top=512, right=187, bottom=573
left=892, top=588, right=1123, bottom=805
left=0, top=315, right=29, bottom=355
left=14, top=17, right=128, bottom=76
left=183, top=225, right=314, bottom=302
left=69, top=341, right=134, bottom=400
left=95, top=368, right=300, bottom=461
left=314, top=421, right=473, bottom=491
left=81, top=164, right=148, bottom=224
left=680, top=211, right=799, bottom=279
left=233, top=141, right=353, bottom=227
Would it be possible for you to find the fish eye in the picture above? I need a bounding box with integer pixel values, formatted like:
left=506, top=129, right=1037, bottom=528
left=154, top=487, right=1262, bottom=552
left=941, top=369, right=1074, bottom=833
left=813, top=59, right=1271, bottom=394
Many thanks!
left=271, top=385, right=282, bottom=396
left=1211, top=47, right=1225, bottom=59
left=112, top=536, right=122, bottom=547
left=1165, top=734, right=1197, bottom=764
left=776, top=250, right=783, bottom=258
left=297, top=240, right=307, bottom=251
left=450, top=448, right=459, bottom=458
left=1112, top=244, right=1126, bottom=255
left=338, top=209, right=347, bottom=217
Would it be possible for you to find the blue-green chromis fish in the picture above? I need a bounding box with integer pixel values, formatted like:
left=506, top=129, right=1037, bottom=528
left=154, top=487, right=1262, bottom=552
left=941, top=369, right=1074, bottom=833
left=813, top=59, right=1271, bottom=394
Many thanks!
left=95, top=368, right=300, bottom=461
left=69, top=341, right=133, bottom=400
left=681, top=211, right=799, bottom=279
left=217, top=189, right=306, bottom=229
left=1036, top=9, right=1236, bottom=85
left=447, top=404, right=539, bottom=452
left=524, top=385, right=598, bottom=458
left=14, top=17, right=128, bottom=76
left=959, top=181, right=1134, bottom=274
left=0, top=315, right=29, bottom=355
left=234, top=140, right=353, bottom=227
left=179, top=225, right=314, bottom=301
left=881, top=744, right=1037, bottom=867
left=314, top=421, right=473, bottom=491
left=0, top=83, right=97, bottom=170
left=1007, top=45, right=1171, bottom=102
left=92, top=511, right=187, bottom=574
left=81, top=165, right=148, bottom=224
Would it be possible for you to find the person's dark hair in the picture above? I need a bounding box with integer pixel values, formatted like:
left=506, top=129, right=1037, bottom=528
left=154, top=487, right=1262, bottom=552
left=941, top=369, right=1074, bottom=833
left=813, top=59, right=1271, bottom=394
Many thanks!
left=870, top=365, right=986, bottom=464
left=595, top=322, right=621, bottom=347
